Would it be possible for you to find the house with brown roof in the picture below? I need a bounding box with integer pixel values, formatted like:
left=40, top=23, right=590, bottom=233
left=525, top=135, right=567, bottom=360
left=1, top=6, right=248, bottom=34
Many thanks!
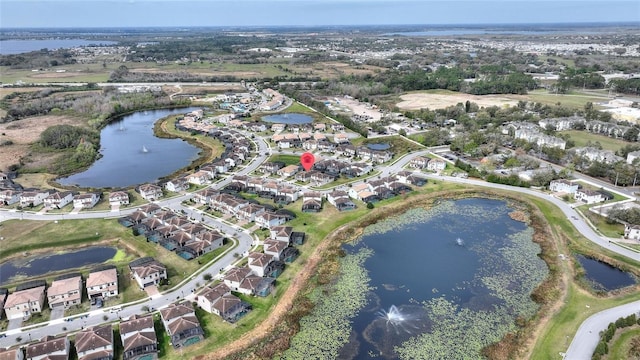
left=74, top=324, right=113, bottom=360
left=426, top=158, right=447, bottom=172
left=187, top=171, right=212, bottom=186
left=43, top=191, right=74, bottom=209
left=248, top=252, right=274, bottom=277
left=73, top=193, right=100, bottom=209
left=119, top=314, right=158, bottom=360
left=137, top=184, right=163, bottom=201
left=269, top=226, right=293, bottom=244
left=197, top=283, right=251, bottom=323
left=19, top=189, right=52, bottom=207
left=223, top=267, right=252, bottom=291
left=159, top=302, right=204, bottom=349
left=108, top=191, right=130, bottom=206
left=255, top=211, right=286, bottom=229
left=263, top=240, right=288, bottom=261
left=86, top=268, right=118, bottom=301
left=0, top=189, right=22, bottom=206
left=4, top=286, right=45, bottom=320
left=277, top=165, right=300, bottom=178
left=47, top=275, right=82, bottom=309
left=0, top=347, right=24, bottom=360
left=129, top=258, right=167, bottom=289
left=26, top=335, right=69, bottom=360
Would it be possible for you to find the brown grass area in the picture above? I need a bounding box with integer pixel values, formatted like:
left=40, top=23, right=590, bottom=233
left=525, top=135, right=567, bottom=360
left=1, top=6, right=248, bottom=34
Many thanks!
left=0, top=115, right=84, bottom=172
left=0, top=87, right=48, bottom=97
left=397, top=92, right=522, bottom=110
left=31, top=72, right=87, bottom=78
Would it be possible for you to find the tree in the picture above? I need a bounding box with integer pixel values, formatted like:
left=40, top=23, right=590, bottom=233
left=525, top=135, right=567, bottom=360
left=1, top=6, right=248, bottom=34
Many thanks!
left=366, top=202, right=375, bottom=209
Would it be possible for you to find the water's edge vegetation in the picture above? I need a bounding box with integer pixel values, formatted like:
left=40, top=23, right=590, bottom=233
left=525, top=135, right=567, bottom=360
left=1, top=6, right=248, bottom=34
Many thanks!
left=225, top=189, right=564, bottom=360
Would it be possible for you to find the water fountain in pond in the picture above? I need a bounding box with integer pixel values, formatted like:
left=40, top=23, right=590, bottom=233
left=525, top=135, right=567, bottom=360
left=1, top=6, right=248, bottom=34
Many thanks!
left=142, top=145, right=149, bottom=153
left=364, top=305, right=429, bottom=358
left=456, top=237, right=464, bottom=246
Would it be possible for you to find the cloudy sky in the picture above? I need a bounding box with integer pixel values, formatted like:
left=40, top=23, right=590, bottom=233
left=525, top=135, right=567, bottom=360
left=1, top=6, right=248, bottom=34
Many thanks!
left=1, top=0, right=638, bottom=28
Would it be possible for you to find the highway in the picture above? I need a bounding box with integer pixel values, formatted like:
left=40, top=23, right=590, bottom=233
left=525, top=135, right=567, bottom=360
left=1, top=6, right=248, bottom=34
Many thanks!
left=1, top=134, right=639, bottom=358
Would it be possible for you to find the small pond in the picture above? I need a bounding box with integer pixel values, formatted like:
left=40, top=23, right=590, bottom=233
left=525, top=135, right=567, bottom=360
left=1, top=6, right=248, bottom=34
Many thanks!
left=261, top=113, right=313, bottom=124
left=57, top=107, right=201, bottom=188
left=366, top=143, right=390, bottom=150
left=576, top=254, right=636, bottom=292
left=0, top=246, right=117, bottom=285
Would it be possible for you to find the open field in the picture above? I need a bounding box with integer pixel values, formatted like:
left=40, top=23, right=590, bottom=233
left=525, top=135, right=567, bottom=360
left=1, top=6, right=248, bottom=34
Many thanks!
left=0, top=114, right=87, bottom=172
left=394, top=89, right=610, bottom=112
left=396, top=89, right=521, bottom=110
left=559, top=130, right=632, bottom=152
left=608, top=326, right=640, bottom=360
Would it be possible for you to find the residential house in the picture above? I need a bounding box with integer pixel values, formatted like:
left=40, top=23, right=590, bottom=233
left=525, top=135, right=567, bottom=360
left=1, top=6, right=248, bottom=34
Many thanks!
left=270, top=123, right=286, bottom=132
left=159, top=302, right=204, bottom=348
left=26, top=336, right=69, bottom=360
left=426, top=158, right=447, bottom=172
left=164, top=178, right=189, bottom=193
left=73, top=193, right=100, bottom=209
left=75, top=324, right=113, bottom=360
left=43, top=191, right=74, bottom=209
left=20, top=189, right=52, bottom=207
left=270, top=226, right=293, bottom=244
left=0, top=348, right=24, bottom=360
left=409, top=156, right=429, bottom=169
left=120, top=314, right=158, bottom=360
left=193, top=189, right=218, bottom=205
left=129, top=258, right=167, bottom=289
left=627, top=150, right=640, bottom=165
left=139, top=203, right=161, bottom=216
left=47, top=275, right=82, bottom=309
left=0, top=190, right=21, bottom=205
left=624, top=224, right=640, bottom=240
left=574, top=189, right=610, bottom=204
left=108, top=191, right=130, bottom=206
left=196, top=283, right=230, bottom=314
left=333, top=133, right=350, bottom=144
left=277, top=165, right=300, bottom=178
left=4, top=286, right=45, bottom=320
left=238, top=275, right=275, bottom=297
left=248, top=252, right=274, bottom=277
left=187, top=171, right=212, bottom=186
left=223, top=267, right=252, bottom=292
left=327, top=190, right=356, bottom=211
left=138, top=184, right=163, bottom=201
left=549, top=179, right=579, bottom=194
left=263, top=240, right=288, bottom=261
left=255, top=211, right=286, bottom=229
left=237, top=203, right=265, bottom=222
left=86, top=268, right=118, bottom=301
left=197, top=284, right=250, bottom=322
left=259, top=162, right=284, bottom=174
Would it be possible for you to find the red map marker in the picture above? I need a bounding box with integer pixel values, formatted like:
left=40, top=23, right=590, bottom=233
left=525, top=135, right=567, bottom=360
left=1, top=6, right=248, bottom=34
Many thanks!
left=300, top=152, right=315, bottom=171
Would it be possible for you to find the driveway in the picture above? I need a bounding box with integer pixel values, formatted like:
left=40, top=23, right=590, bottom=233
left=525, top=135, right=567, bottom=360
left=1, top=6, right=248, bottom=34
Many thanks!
left=50, top=306, right=65, bottom=321
left=6, top=318, right=23, bottom=331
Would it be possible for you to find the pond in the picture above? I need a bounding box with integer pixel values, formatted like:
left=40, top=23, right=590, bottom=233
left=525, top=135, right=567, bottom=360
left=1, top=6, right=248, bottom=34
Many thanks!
left=576, top=255, right=636, bottom=292
left=284, top=198, right=549, bottom=359
left=261, top=113, right=313, bottom=124
left=366, top=143, right=390, bottom=150
left=0, top=246, right=117, bottom=285
left=0, top=39, right=118, bottom=55
left=57, top=108, right=201, bottom=188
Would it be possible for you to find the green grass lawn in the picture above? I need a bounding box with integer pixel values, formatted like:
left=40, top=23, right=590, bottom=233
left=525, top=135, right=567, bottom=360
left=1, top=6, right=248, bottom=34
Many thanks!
left=267, top=154, right=302, bottom=166
left=560, top=130, right=633, bottom=152
left=525, top=89, right=608, bottom=109
left=608, top=326, right=640, bottom=360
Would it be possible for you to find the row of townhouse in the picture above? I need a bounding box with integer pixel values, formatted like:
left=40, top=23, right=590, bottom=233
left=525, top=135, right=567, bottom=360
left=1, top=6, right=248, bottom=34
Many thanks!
left=272, top=132, right=327, bottom=149
left=312, top=159, right=373, bottom=178
left=549, top=179, right=613, bottom=204
left=0, top=311, right=173, bottom=360
left=1, top=188, right=128, bottom=210
left=120, top=205, right=225, bottom=260
left=304, top=140, right=395, bottom=164
left=409, top=156, right=447, bottom=172
left=225, top=175, right=301, bottom=204
left=3, top=267, right=118, bottom=320
left=207, top=192, right=287, bottom=228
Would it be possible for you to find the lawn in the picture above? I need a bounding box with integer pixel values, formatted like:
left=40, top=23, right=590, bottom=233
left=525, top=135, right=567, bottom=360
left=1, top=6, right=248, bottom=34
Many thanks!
left=608, top=326, right=640, bottom=360
left=267, top=154, right=302, bottom=166
left=524, top=89, right=608, bottom=109
left=560, top=130, right=633, bottom=152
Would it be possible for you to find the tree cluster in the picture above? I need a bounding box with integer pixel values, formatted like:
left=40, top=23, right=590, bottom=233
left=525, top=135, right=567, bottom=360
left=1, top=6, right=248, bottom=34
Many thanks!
left=592, top=314, right=639, bottom=360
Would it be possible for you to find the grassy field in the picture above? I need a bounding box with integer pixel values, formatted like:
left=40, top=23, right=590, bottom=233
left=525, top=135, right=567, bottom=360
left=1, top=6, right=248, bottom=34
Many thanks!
left=608, top=326, right=640, bottom=360
left=267, top=154, right=302, bottom=166
left=560, top=130, right=632, bottom=152
left=524, top=89, right=609, bottom=109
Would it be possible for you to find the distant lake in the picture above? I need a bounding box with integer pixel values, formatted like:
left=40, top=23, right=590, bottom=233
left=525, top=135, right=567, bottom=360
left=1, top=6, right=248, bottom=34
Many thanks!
left=261, top=113, right=313, bottom=124
left=57, top=108, right=201, bottom=188
left=0, top=247, right=116, bottom=285
left=0, top=39, right=118, bottom=55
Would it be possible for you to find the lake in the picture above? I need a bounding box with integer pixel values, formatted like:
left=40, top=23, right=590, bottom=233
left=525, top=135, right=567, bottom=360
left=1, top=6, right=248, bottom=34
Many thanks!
left=366, top=143, right=390, bottom=150
left=261, top=113, right=313, bottom=124
left=576, top=255, right=636, bottom=292
left=0, top=246, right=117, bottom=285
left=57, top=108, right=201, bottom=188
left=284, top=198, right=549, bottom=359
left=0, top=39, right=118, bottom=55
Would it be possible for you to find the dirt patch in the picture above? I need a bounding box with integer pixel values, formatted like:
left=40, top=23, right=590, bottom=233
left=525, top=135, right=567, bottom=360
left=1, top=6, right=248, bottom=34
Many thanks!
left=31, top=72, right=87, bottom=78
left=397, top=92, right=521, bottom=110
left=0, top=115, right=85, bottom=171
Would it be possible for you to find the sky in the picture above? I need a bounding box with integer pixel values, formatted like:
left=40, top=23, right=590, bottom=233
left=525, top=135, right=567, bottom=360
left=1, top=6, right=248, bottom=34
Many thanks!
left=1, top=0, right=638, bottom=28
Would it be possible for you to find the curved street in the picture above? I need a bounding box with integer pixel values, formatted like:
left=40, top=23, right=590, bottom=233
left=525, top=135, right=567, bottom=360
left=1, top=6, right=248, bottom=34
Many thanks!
left=0, top=138, right=639, bottom=358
